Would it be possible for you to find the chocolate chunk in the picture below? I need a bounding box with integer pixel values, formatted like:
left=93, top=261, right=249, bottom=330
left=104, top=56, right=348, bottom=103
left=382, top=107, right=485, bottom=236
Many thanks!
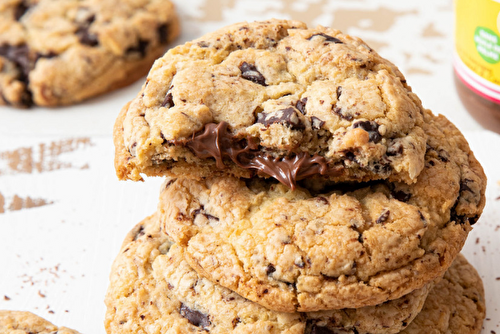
left=256, top=107, right=304, bottom=130
left=162, top=92, right=174, bottom=108
left=132, top=224, right=145, bottom=241
left=193, top=207, right=219, bottom=221
left=376, top=210, right=390, bottom=224
left=0, top=44, right=31, bottom=82
left=392, top=190, right=411, bottom=202
left=308, top=323, right=335, bottom=334
left=307, top=33, right=343, bottom=44
left=266, top=264, right=276, bottom=275
left=180, top=304, right=211, bottom=329
left=157, top=23, right=169, bottom=44
left=76, top=26, right=98, bottom=46
left=296, top=98, right=308, bottom=114
left=311, top=116, right=325, bottom=130
left=353, top=121, right=381, bottom=143
left=336, top=86, right=342, bottom=100
left=239, top=62, right=267, bottom=86
left=317, top=196, right=329, bottom=205
left=75, top=14, right=98, bottom=46
left=387, top=142, right=403, bottom=156
left=14, top=1, right=29, bottom=21
left=438, top=149, right=449, bottom=162
left=333, top=106, right=353, bottom=121
left=127, top=39, right=149, bottom=57
left=460, top=179, right=473, bottom=193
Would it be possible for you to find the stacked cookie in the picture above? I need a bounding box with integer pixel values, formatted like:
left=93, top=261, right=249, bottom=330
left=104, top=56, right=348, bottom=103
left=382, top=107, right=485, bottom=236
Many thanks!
left=107, top=20, right=487, bottom=333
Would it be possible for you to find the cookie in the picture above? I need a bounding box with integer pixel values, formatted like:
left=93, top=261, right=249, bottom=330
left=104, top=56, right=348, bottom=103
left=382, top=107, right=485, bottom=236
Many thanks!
left=157, top=110, right=486, bottom=312
left=0, top=310, right=80, bottom=334
left=400, top=253, right=485, bottom=334
left=114, top=19, right=428, bottom=188
left=104, top=213, right=434, bottom=334
left=0, top=0, right=180, bottom=107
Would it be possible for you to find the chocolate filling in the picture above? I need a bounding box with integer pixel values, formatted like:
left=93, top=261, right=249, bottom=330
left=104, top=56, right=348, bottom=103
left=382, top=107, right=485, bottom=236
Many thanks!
left=181, top=122, right=343, bottom=189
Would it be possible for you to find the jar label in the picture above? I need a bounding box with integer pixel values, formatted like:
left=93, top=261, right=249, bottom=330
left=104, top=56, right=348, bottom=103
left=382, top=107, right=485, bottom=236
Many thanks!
left=455, top=0, right=500, bottom=102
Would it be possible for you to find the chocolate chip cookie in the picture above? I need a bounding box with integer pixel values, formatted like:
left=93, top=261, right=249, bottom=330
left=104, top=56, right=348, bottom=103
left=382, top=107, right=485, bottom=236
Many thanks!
left=0, top=0, right=180, bottom=107
left=114, top=19, right=428, bottom=188
left=400, top=253, right=485, bottom=334
left=0, top=310, right=80, bottom=334
left=157, top=110, right=485, bottom=312
left=105, top=213, right=434, bottom=334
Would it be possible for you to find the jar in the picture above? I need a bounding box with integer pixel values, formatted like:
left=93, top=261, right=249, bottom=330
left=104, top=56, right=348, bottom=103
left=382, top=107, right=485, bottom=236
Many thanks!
left=454, top=0, right=500, bottom=133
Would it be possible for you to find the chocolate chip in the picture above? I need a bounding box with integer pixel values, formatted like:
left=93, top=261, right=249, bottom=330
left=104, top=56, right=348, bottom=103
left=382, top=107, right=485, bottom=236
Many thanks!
left=316, top=196, right=329, bottom=205
left=438, top=149, right=449, bottom=162
left=418, top=210, right=427, bottom=227
left=336, top=86, right=342, bottom=100
left=295, top=258, right=305, bottom=268
left=76, top=26, right=98, bottom=46
left=308, top=322, right=335, bottom=334
left=239, top=62, right=267, bottom=86
left=180, top=304, right=211, bottom=329
left=353, top=121, right=381, bottom=143
left=266, top=264, right=276, bottom=275
left=126, top=39, right=149, bottom=57
left=14, top=0, right=29, bottom=21
left=307, top=33, right=343, bottom=44
left=0, top=44, right=31, bottom=82
left=376, top=210, right=390, bottom=224
left=193, top=208, right=219, bottom=222
left=296, top=98, right=308, bottom=114
left=460, top=179, right=473, bottom=193
left=162, top=92, right=174, bottom=108
left=392, top=190, right=411, bottom=202
left=257, top=107, right=304, bottom=130
left=333, top=106, right=353, bottom=121
left=387, top=142, right=403, bottom=156
left=232, top=317, right=241, bottom=328
left=157, top=23, right=169, bottom=44
left=132, top=224, right=145, bottom=241
left=311, top=116, right=325, bottom=130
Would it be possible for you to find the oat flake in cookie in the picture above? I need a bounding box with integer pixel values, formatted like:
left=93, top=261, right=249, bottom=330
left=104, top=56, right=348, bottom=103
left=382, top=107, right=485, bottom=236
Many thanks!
left=114, top=19, right=428, bottom=187
left=105, top=213, right=435, bottom=334
left=0, top=310, right=81, bottom=334
left=158, top=110, right=486, bottom=312
left=0, top=0, right=180, bottom=107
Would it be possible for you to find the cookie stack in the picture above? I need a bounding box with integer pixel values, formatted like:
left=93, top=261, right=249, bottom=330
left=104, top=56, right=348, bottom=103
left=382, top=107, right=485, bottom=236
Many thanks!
left=107, top=20, right=487, bottom=333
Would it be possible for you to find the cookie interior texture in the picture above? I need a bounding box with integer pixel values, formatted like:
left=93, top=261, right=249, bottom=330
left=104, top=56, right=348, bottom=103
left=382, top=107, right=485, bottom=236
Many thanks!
left=157, top=109, right=485, bottom=312
left=114, top=19, right=431, bottom=187
left=105, top=214, right=485, bottom=334
left=0, top=0, right=180, bottom=107
left=0, top=310, right=80, bottom=334
left=105, top=213, right=433, bottom=334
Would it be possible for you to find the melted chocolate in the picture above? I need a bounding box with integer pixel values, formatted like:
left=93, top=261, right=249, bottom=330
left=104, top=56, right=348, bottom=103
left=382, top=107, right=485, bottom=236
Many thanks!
left=183, top=122, right=342, bottom=189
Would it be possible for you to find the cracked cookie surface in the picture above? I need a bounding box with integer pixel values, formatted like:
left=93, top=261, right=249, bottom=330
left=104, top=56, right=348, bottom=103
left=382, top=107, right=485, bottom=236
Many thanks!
left=114, top=19, right=428, bottom=187
left=0, top=0, right=179, bottom=107
left=105, top=213, right=434, bottom=334
left=0, top=310, right=80, bottom=334
left=158, top=110, right=486, bottom=312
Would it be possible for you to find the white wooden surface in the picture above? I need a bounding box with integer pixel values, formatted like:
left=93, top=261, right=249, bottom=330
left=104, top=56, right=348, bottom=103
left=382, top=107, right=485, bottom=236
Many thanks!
left=1, top=0, right=499, bottom=333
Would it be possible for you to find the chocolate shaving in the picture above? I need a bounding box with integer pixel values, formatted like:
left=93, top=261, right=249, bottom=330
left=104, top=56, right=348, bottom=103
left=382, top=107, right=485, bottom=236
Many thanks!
left=183, top=122, right=343, bottom=189
left=162, top=92, right=174, bottom=108
left=307, top=33, right=343, bottom=44
left=180, top=304, right=211, bottom=329
left=239, top=62, right=267, bottom=86
left=336, top=86, right=343, bottom=99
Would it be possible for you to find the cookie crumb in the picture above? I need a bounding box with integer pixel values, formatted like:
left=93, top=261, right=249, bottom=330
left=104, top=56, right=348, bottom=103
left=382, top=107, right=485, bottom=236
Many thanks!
left=3, top=295, right=10, bottom=300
